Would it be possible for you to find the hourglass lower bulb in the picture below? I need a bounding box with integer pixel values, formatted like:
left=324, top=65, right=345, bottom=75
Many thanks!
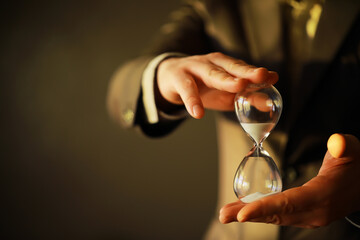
left=233, top=84, right=283, bottom=202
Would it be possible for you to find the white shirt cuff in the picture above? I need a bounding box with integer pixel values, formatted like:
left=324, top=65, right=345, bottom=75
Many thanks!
left=141, top=52, right=187, bottom=124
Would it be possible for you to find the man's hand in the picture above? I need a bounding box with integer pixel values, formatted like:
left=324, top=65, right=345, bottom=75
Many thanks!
left=219, top=133, right=360, bottom=228
left=156, top=52, right=278, bottom=118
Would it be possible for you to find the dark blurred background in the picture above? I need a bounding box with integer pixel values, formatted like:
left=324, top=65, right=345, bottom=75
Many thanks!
left=1, top=1, right=218, bottom=239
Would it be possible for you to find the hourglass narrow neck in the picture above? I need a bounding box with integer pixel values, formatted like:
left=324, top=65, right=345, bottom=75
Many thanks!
left=249, top=143, right=271, bottom=158
left=241, top=122, right=274, bottom=147
left=254, top=141, right=263, bottom=148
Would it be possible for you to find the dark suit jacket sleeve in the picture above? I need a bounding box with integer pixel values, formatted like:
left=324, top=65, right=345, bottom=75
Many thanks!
left=106, top=1, right=211, bottom=137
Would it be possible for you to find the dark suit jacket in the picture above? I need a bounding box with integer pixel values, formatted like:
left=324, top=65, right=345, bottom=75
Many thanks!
left=107, top=0, right=360, bottom=239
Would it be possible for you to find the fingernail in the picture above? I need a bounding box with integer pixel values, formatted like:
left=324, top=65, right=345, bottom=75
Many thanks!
left=254, top=67, right=267, bottom=73
left=219, top=207, right=225, bottom=215
left=192, top=105, right=202, bottom=118
left=268, top=71, right=278, bottom=78
left=238, top=214, right=249, bottom=222
left=219, top=214, right=226, bottom=224
left=267, top=71, right=279, bottom=84
left=237, top=214, right=245, bottom=222
left=237, top=209, right=248, bottom=222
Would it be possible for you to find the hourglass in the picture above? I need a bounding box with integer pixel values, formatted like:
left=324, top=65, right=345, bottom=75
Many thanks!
left=233, top=84, right=283, bottom=203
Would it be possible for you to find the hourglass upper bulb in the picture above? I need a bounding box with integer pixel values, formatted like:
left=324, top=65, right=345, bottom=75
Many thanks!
left=234, top=85, right=282, bottom=145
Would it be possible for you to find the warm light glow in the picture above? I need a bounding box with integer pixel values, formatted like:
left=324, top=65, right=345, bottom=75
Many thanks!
left=306, top=3, right=323, bottom=39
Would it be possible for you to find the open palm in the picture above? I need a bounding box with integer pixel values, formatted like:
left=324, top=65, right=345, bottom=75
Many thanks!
left=219, top=134, right=360, bottom=228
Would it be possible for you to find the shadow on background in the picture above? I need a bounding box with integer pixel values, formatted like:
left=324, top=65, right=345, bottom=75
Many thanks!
left=1, top=1, right=218, bottom=239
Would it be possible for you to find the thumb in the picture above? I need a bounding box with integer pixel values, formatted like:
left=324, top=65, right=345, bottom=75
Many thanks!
left=327, top=133, right=360, bottom=158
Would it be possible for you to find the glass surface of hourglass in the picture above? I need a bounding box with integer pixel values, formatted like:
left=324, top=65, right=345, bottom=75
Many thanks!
left=233, top=84, right=283, bottom=202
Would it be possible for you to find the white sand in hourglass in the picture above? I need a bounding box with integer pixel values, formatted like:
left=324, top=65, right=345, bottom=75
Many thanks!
left=241, top=191, right=278, bottom=203
left=241, top=123, right=275, bottom=145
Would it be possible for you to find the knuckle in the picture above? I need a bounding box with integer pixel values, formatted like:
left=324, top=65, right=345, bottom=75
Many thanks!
left=281, top=194, right=295, bottom=214
left=228, top=61, right=245, bottom=71
left=257, top=199, right=271, bottom=217
left=185, top=96, right=199, bottom=105
left=182, top=78, right=194, bottom=89
left=175, top=77, right=196, bottom=95
left=208, top=52, right=223, bottom=58
left=267, top=214, right=282, bottom=225
left=176, top=77, right=194, bottom=91
left=208, top=67, right=222, bottom=77
left=220, top=74, right=233, bottom=82
left=189, top=54, right=202, bottom=62
left=208, top=68, right=232, bottom=83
